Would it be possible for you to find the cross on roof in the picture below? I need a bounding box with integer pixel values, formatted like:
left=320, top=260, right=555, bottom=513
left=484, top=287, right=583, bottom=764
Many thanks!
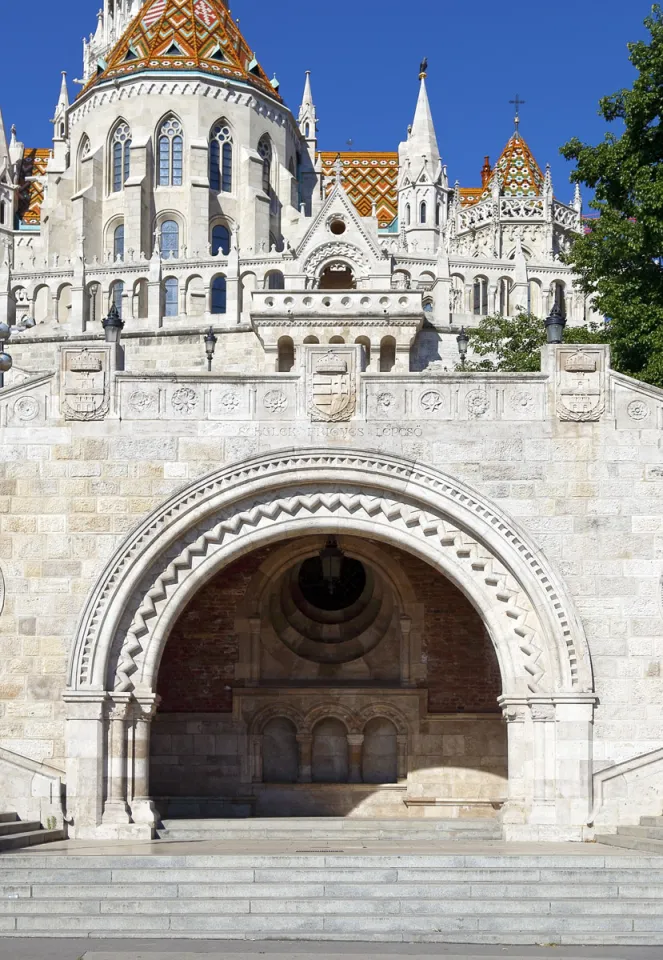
left=509, top=94, right=526, bottom=133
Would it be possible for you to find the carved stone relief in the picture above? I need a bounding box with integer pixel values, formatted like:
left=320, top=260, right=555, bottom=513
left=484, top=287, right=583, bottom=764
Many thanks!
left=305, top=346, right=358, bottom=422
left=61, top=347, right=111, bottom=421
left=556, top=347, right=605, bottom=422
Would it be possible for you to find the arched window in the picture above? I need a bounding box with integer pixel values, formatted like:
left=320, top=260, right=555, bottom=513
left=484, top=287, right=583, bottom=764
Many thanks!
left=113, top=224, right=125, bottom=260
left=312, top=718, right=349, bottom=783
left=303, top=335, right=319, bottom=344
left=498, top=277, right=512, bottom=316
left=258, top=135, right=272, bottom=195
left=405, top=203, right=411, bottom=226
left=211, top=224, right=230, bottom=256
left=262, top=718, right=298, bottom=783
left=277, top=335, right=295, bottom=372
left=0, top=201, right=4, bottom=225
left=77, top=135, right=91, bottom=190
left=110, top=280, right=124, bottom=318
left=379, top=336, right=396, bottom=373
left=163, top=277, right=178, bottom=317
left=529, top=279, right=542, bottom=316
left=160, top=220, right=179, bottom=259
left=553, top=280, right=566, bottom=316
left=209, top=120, right=233, bottom=192
left=211, top=276, right=227, bottom=314
left=355, top=336, right=371, bottom=369
left=362, top=718, right=398, bottom=784
left=436, top=203, right=441, bottom=226
left=111, top=122, right=131, bottom=192
left=473, top=277, right=488, bottom=316
left=266, top=271, right=284, bottom=290
left=450, top=274, right=464, bottom=314
left=157, top=116, right=183, bottom=187
left=420, top=201, right=427, bottom=224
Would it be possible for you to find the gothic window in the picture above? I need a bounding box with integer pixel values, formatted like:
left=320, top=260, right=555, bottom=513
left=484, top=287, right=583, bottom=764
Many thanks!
left=211, top=224, right=230, bottom=256
left=553, top=280, right=566, bottom=316
left=157, top=116, right=183, bottom=186
left=473, top=277, right=488, bottom=316
left=0, top=201, right=4, bottom=225
left=113, top=224, right=125, bottom=260
left=77, top=135, right=91, bottom=190
left=529, top=279, right=542, bottom=316
left=209, top=120, right=233, bottom=192
left=498, top=277, right=512, bottom=316
left=379, top=336, right=396, bottom=372
left=405, top=204, right=411, bottom=226
left=160, top=220, right=179, bottom=259
left=258, top=135, right=272, bottom=195
left=266, top=270, right=284, bottom=290
left=111, top=122, right=131, bottom=192
left=436, top=203, right=441, bottom=226
left=420, top=201, right=427, bottom=224
left=110, top=280, right=124, bottom=318
left=163, top=277, right=178, bottom=317
left=277, top=335, right=295, bottom=372
left=211, top=276, right=227, bottom=314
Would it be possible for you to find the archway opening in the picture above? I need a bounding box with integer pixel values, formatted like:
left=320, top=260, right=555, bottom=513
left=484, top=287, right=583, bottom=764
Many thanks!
left=318, top=262, right=356, bottom=290
left=149, top=534, right=506, bottom=820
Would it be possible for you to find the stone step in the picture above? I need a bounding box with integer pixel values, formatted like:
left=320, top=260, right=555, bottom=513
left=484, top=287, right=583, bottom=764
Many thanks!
left=618, top=824, right=663, bottom=840
left=0, top=813, right=18, bottom=824
left=595, top=832, right=663, bottom=853
left=639, top=816, right=663, bottom=827
left=1, top=851, right=662, bottom=942
left=0, top=821, right=42, bottom=838
left=0, top=829, right=64, bottom=853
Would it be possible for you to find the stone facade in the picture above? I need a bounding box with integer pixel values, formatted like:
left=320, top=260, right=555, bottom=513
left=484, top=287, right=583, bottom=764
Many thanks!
left=0, top=0, right=661, bottom=845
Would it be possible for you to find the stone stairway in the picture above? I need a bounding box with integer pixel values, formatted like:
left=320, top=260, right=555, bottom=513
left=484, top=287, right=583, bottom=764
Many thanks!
left=597, top=815, right=663, bottom=853
left=1, top=848, right=663, bottom=943
left=156, top=816, right=503, bottom=842
left=0, top=813, right=63, bottom=852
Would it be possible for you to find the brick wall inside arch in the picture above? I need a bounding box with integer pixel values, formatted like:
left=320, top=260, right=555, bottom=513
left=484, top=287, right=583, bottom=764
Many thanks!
left=156, top=541, right=502, bottom=715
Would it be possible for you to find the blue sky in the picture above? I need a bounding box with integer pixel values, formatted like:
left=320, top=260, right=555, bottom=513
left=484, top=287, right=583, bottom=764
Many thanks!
left=0, top=0, right=653, bottom=196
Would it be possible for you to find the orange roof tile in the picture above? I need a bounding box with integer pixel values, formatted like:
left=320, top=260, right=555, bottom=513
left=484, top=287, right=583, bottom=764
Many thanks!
left=319, top=152, right=398, bottom=228
left=17, top=148, right=51, bottom=227
left=81, top=0, right=280, bottom=100
left=486, top=132, right=544, bottom=199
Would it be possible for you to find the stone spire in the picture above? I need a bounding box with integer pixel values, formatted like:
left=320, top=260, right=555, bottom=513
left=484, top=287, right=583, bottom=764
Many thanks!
left=407, top=68, right=440, bottom=168
left=0, top=109, right=9, bottom=172
left=298, top=70, right=318, bottom=159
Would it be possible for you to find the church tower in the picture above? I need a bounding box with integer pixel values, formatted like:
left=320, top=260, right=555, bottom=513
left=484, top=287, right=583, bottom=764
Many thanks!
left=397, top=62, right=448, bottom=254
left=298, top=71, right=318, bottom=163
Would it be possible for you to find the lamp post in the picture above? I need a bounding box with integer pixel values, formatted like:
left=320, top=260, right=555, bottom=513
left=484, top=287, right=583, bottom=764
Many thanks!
left=456, top=326, right=469, bottom=369
left=544, top=303, right=567, bottom=344
left=102, top=303, right=124, bottom=343
left=204, top=327, right=218, bottom=372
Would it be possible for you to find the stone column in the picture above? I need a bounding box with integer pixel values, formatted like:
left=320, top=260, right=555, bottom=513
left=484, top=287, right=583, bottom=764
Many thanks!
left=297, top=734, right=313, bottom=783
left=500, top=702, right=529, bottom=827
left=347, top=734, right=364, bottom=784
left=64, top=692, right=108, bottom=838
left=400, top=615, right=413, bottom=687
left=396, top=734, right=408, bottom=782
left=554, top=698, right=595, bottom=831
left=248, top=616, right=261, bottom=684
left=102, top=700, right=132, bottom=825
left=129, top=698, right=159, bottom=826
left=530, top=701, right=557, bottom=825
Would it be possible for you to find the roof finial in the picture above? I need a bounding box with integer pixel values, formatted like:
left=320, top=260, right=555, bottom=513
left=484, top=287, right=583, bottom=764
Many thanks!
left=419, top=56, right=428, bottom=80
left=333, top=154, right=343, bottom=185
left=509, top=94, right=525, bottom=134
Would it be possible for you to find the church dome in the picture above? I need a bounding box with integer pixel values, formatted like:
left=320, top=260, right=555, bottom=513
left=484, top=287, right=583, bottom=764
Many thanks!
left=80, top=0, right=280, bottom=101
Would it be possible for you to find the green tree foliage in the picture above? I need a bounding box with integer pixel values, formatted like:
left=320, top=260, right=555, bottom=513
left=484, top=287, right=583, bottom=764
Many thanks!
left=461, top=310, right=605, bottom=372
left=561, top=5, right=663, bottom=387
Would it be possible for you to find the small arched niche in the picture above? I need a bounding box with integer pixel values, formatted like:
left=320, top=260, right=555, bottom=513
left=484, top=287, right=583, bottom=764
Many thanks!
left=312, top=718, right=349, bottom=783
left=362, top=717, right=397, bottom=784
left=262, top=717, right=298, bottom=783
left=319, top=262, right=355, bottom=290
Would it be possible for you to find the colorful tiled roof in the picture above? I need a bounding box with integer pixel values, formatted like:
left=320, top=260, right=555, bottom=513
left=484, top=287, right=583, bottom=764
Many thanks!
left=485, top=132, right=544, bottom=199
left=17, top=148, right=51, bottom=227
left=320, top=152, right=398, bottom=228
left=81, top=0, right=280, bottom=100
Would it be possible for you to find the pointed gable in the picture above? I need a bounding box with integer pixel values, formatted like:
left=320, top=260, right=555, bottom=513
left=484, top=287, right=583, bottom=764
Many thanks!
left=297, top=178, right=384, bottom=263
left=484, top=132, right=544, bottom=199
left=80, top=0, right=280, bottom=101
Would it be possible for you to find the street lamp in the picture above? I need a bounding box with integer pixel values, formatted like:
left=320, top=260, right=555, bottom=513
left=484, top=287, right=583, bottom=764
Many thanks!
left=102, top=303, right=124, bottom=343
left=456, top=326, right=469, bottom=369
left=319, top=538, right=344, bottom=595
left=204, top=327, right=218, bottom=372
left=544, top=303, right=567, bottom=344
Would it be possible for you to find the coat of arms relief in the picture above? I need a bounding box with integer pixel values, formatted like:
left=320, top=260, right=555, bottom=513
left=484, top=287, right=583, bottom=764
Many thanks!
left=556, top=346, right=606, bottom=422
left=61, top=346, right=111, bottom=421
left=306, top=346, right=358, bottom=422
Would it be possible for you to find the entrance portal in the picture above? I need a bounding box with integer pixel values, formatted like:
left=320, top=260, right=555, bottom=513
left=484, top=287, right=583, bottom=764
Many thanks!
left=150, top=535, right=507, bottom=819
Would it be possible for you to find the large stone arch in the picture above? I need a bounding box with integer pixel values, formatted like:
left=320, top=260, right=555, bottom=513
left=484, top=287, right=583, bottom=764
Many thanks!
left=68, top=448, right=591, bottom=699
left=64, top=449, right=596, bottom=840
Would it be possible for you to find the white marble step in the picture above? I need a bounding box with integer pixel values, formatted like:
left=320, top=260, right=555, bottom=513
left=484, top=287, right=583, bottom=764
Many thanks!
left=0, top=851, right=663, bottom=943
left=156, top=817, right=503, bottom=841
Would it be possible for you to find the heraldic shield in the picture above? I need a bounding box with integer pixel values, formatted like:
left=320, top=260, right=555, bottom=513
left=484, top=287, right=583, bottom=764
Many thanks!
left=306, top=347, right=357, bottom=422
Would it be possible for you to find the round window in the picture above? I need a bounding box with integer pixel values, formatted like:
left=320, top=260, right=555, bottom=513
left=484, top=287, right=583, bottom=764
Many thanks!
left=298, top=555, right=366, bottom=612
left=329, top=219, right=346, bottom=236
